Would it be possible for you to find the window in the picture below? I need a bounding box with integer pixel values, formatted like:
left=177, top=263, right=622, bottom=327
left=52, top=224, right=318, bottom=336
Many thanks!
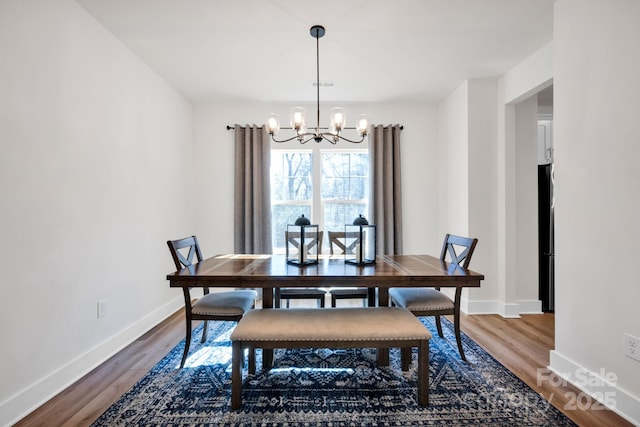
left=270, top=147, right=369, bottom=253
left=271, top=150, right=313, bottom=252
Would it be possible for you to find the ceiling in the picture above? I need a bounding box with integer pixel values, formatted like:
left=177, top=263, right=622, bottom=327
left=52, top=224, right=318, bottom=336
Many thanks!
left=75, top=0, right=554, bottom=104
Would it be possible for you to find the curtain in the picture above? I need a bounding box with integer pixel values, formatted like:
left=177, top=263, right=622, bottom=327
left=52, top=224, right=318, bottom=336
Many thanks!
left=233, top=124, right=272, bottom=254
left=370, top=124, right=403, bottom=255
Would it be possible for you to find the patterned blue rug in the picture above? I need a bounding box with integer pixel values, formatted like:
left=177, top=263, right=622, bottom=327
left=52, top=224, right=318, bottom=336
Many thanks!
left=92, top=316, right=576, bottom=426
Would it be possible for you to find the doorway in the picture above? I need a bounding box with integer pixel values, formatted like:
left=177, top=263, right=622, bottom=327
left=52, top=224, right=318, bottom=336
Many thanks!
left=537, top=86, right=554, bottom=312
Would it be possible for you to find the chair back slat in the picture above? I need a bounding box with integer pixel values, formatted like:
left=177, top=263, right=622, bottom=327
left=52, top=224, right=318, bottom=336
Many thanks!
left=167, top=235, right=204, bottom=270
left=440, top=233, right=478, bottom=269
left=328, top=231, right=361, bottom=254
left=285, top=230, right=324, bottom=254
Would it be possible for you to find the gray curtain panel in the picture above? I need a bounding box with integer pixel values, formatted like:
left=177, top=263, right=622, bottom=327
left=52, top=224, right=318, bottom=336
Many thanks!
left=370, top=124, right=403, bottom=255
left=233, top=124, right=272, bottom=254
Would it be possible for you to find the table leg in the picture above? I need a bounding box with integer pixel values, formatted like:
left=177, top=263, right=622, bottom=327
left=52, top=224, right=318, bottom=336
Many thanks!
left=378, top=287, right=389, bottom=306
left=377, top=287, right=390, bottom=365
left=262, top=286, right=274, bottom=308
left=367, top=288, right=376, bottom=307
left=262, top=286, right=274, bottom=368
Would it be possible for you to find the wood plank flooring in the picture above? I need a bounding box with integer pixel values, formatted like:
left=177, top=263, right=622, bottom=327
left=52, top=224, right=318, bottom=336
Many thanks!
left=461, top=313, right=632, bottom=427
left=14, top=307, right=633, bottom=426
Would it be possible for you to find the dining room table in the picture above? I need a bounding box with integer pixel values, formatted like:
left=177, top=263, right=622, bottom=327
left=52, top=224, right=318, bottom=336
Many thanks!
left=166, top=253, right=484, bottom=367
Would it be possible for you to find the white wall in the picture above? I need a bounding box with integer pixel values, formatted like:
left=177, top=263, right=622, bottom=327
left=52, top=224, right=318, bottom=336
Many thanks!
left=437, top=78, right=499, bottom=313
left=193, top=102, right=441, bottom=257
left=467, top=79, right=499, bottom=313
left=550, top=0, right=640, bottom=423
left=437, top=82, right=469, bottom=238
left=514, top=96, right=540, bottom=305
left=0, top=1, right=194, bottom=424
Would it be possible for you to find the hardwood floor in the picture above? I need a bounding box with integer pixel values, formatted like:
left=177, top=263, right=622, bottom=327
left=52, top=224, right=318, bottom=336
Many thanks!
left=461, top=313, right=632, bottom=427
left=14, top=306, right=633, bottom=426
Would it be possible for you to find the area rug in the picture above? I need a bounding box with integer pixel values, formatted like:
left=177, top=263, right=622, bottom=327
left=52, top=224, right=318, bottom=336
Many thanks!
left=92, top=316, right=576, bottom=426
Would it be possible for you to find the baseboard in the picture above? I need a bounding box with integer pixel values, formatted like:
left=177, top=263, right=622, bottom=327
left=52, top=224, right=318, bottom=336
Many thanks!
left=515, top=299, right=542, bottom=314
left=549, top=350, right=640, bottom=425
left=2, top=296, right=183, bottom=427
left=464, top=299, right=542, bottom=317
left=463, top=299, right=500, bottom=314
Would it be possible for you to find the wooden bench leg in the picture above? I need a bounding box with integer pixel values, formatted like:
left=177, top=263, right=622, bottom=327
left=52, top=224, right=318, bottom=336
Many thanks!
left=401, top=347, right=412, bottom=371
left=231, top=341, right=243, bottom=410
left=263, top=349, right=274, bottom=370
left=417, top=339, right=429, bottom=406
left=377, top=348, right=390, bottom=366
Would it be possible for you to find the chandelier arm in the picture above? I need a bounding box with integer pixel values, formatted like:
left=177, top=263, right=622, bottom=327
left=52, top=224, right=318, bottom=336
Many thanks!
left=299, top=135, right=319, bottom=144
left=332, top=133, right=367, bottom=144
left=320, top=133, right=365, bottom=145
left=320, top=134, right=338, bottom=145
left=278, top=126, right=360, bottom=130
left=270, top=134, right=308, bottom=143
left=270, top=130, right=323, bottom=144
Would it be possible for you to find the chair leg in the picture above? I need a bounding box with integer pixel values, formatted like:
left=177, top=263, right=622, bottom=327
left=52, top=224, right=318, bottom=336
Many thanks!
left=200, top=320, right=209, bottom=343
left=453, top=288, right=466, bottom=361
left=181, top=320, right=192, bottom=369
left=452, top=311, right=466, bottom=361
left=274, top=295, right=281, bottom=308
left=319, top=295, right=325, bottom=308
left=331, top=294, right=337, bottom=307
left=435, top=316, right=445, bottom=338
left=248, top=346, right=256, bottom=375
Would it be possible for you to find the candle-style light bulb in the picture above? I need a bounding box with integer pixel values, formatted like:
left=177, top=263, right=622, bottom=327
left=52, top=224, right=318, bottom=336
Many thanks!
left=290, top=107, right=306, bottom=133
left=356, top=114, right=369, bottom=136
left=330, top=107, right=346, bottom=133
left=267, top=114, right=280, bottom=135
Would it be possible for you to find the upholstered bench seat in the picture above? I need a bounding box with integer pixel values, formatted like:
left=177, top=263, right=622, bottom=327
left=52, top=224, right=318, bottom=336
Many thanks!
left=230, top=307, right=431, bottom=409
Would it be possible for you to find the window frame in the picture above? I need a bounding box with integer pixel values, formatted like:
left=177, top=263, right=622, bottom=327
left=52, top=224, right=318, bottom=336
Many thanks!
left=270, top=139, right=370, bottom=253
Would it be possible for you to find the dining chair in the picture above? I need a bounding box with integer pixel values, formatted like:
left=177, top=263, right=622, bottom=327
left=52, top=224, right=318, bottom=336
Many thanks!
left=327, top=231, right=369, bottom=307
left=276, top=230, right=327, bottom=308
left=389, top=234, right=478, bottom=361
left=167, top=235, right=257, bottom=368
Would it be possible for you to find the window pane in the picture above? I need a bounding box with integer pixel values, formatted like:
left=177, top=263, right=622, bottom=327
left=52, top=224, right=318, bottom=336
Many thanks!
left=324, top=202, right=368, bottom=232
left=321, top=152, right=368, bottom=199
left=270, top=150, right=314, bottom=253
left=321, top=151, right=369, bottom=234
left=271, top=152, right=312, bottom=201
left=272, top=204, right=311, bottom=251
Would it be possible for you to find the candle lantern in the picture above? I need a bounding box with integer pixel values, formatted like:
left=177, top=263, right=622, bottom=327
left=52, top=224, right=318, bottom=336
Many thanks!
left=286, top=214, right=320, bottom=265
left=345, top=214, right=376, bottom=265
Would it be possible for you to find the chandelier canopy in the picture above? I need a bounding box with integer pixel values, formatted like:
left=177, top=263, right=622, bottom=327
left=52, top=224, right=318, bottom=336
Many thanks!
left=266, top=25, right=369, bottom=144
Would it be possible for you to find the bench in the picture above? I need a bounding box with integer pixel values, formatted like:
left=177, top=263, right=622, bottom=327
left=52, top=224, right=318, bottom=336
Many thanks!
left=230, top=307, right=431, bottom=409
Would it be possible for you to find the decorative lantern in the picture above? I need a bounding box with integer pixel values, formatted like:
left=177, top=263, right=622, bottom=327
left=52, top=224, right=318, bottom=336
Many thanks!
left=345, top=215, right=376, bottom=265
left=286, top=214, right=320, bottom=265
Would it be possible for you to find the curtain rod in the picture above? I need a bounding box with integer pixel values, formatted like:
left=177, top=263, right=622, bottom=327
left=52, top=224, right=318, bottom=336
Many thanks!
left=226, top=125, right=403, bottom=131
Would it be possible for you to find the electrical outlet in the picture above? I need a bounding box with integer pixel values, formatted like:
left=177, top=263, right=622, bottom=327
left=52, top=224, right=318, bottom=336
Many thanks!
left=624, top=333, right=640, bottom=362
left=97, top=300, right=107, bottom=319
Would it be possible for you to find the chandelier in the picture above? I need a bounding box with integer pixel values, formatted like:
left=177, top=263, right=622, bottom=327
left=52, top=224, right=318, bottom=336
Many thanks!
left=266, top=25, right=369, bottom=144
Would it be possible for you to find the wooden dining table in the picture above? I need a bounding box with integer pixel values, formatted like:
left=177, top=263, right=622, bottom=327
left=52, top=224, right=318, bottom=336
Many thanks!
left=167, top=253, right=484, bottom=367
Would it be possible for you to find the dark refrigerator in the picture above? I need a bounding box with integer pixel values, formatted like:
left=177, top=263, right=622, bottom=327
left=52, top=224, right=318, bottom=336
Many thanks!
left=538, top=163, right=555, bottom=312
